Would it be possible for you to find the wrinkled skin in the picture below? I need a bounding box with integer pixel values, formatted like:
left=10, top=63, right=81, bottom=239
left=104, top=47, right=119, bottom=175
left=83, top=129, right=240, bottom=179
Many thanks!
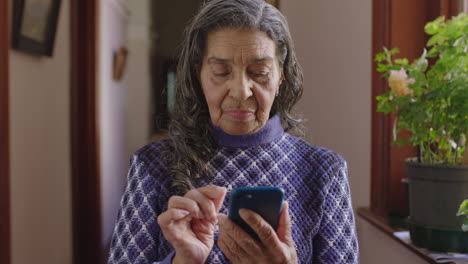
left=157, top=185, right=227, bottom=264
left=158, top=185, right=297, bottom=264
left=199, top=28, right=283, bottom=135
left=217, top=202, right=297, bottom=264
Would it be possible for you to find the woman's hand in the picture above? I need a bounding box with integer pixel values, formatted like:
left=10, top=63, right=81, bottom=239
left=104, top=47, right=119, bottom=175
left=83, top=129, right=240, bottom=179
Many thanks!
left=157, top=185, right=227, bottom=264
left=217, top=201, right=297, bottom=264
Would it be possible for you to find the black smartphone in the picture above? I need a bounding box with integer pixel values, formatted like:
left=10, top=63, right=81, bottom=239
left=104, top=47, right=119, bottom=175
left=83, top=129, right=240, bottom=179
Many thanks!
left=228, top=186, right=284, bottom=241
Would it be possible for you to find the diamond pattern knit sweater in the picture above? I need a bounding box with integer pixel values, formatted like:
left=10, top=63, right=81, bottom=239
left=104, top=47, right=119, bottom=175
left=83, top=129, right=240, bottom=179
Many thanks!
left=108, top=115, right=360, bottom=264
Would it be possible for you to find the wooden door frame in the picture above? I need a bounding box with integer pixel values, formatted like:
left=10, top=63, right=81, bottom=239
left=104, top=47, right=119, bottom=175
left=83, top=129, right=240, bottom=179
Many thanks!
left=70, top=0, right=102, bottom=263
left=371, top=0, right=392, bottom=217
left=0, top=0, right=11, bottom=264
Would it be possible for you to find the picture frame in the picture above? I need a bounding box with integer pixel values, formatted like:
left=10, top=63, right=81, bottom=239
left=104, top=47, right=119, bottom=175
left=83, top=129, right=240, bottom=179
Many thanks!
left=113, top=47, right=129, bottom=81
left=11, top=0, right=62, bottom=57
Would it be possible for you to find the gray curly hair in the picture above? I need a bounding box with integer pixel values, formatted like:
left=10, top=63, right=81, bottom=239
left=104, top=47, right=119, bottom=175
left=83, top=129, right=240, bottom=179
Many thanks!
left=165, top=0, right=304, bottom=195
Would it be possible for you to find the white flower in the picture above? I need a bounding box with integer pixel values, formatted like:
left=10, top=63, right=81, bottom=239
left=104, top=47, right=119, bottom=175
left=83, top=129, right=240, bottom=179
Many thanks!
left=388, top=68, right=415, bottom=96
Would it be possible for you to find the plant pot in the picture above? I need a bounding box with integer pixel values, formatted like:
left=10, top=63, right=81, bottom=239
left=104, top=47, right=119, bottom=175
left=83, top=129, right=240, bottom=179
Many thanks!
left=406, top=158, right=468, bottom=253
left=388, top=178, right=410, bottom=229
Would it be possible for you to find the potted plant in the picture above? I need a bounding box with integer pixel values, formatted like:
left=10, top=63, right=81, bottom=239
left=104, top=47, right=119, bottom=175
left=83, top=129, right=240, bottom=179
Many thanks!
left=375, top=13, right=468, bottom=253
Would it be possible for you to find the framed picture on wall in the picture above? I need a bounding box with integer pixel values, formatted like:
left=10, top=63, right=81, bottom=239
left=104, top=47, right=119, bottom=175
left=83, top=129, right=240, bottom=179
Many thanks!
left=11, top=0, right=62, bottom=57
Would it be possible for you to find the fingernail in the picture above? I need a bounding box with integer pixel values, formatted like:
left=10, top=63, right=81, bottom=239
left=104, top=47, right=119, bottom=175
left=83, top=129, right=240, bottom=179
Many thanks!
left=216, top=186, right=227, bottom=192
left=239, top=209, right=249, bottom=219
left=179, top=209, right=190, bottom=217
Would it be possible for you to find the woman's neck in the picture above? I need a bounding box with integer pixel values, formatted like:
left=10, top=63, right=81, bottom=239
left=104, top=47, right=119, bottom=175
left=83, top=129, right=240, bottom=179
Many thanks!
left=211, top=114, right=284, bottom=148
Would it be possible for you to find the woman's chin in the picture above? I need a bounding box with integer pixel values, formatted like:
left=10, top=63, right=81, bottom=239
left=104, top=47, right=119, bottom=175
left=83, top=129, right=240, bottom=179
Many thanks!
left=220, top=122, right=259, bottom=136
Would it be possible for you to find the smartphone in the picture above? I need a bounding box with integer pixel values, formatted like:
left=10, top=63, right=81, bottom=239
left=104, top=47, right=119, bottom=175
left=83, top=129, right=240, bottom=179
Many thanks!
left=228, top=186, right=284, bottom=241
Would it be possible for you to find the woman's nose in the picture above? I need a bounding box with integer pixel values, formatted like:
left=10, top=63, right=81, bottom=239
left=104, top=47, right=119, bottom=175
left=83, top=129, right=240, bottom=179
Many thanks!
left=229, top=73, right=253, bottom=101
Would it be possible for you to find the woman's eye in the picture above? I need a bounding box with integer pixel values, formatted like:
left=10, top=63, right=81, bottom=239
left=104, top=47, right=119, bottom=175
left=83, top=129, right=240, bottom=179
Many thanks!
left=251, top=71, right=269, bottom=78
left=214, top=72, right=230, bottom=77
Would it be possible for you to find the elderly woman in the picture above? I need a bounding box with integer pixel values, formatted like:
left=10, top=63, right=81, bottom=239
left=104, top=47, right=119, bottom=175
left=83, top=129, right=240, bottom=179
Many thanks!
left=108, top=0, right=359, bottom=263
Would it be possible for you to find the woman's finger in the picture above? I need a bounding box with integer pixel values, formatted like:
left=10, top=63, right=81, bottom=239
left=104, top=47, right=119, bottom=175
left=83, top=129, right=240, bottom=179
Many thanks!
left=277, top=201, right=294, bottom=246
left=157, top=208, right=192, bottom=248
left=239, top=209, right=285, bottom=254
left=185, top=185, right=227, bottom=221
left=217, top=233, right=240, bottom=262
left=217, top=214, right=253, bottom=261
left=157, top=208, right=190, bottom=227
left=218, top=214, right=262, bottom=256
left=184, top=188, right=215, bottom=220
left=168, top=195, right=203, bottom=219
left=198, top=185, right=227, bottom=212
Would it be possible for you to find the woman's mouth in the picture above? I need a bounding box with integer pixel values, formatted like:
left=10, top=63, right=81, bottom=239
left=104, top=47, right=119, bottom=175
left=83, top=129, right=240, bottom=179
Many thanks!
left=226, top=110, right=254, bottom=120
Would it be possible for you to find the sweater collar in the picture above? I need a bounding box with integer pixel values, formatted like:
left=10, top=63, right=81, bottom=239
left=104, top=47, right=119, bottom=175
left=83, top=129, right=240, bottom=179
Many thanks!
left=212, top=114, right=284, bottom=148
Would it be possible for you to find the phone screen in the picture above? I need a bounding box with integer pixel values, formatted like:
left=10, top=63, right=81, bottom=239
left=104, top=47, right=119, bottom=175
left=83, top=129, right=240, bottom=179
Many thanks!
left=228, top=186, right=284, bottom=241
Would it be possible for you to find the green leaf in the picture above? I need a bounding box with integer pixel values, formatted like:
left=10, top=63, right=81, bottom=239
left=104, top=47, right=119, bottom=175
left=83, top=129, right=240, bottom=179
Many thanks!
left=386, top=47, right=400, bottom=55
left=427, top=34, right=446, bottom=47
left=457, top=200, right=468, bottom=216
left=395, top=58, right=409, bottom=65
left=377, top=64, right=388, bottom=72
left=427, top=47, right=438, bottom=57
left=375, top=53, right=386, bottom=62
left=425, top=16, right=445, bottom=35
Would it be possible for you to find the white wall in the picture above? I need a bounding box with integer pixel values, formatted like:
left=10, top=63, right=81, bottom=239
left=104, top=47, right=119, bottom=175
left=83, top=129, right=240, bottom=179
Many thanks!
left=98, top=0, right=130, bottom=260
left=98, top=0, right=156, bottom=261
left=126, top=0, right=151, bottom=156
left=8, top=0, right=72, bottom=263
left=281, top=1, right=431, bottom=264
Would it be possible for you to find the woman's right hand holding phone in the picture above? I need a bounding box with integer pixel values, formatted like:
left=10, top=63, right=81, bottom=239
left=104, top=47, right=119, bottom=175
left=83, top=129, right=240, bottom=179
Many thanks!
left=157, top=185, right=227, bottom=264
left=217, top=201, right=298, bottom=264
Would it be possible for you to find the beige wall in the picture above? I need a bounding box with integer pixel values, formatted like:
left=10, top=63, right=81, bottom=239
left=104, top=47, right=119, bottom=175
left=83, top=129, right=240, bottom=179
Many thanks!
left=98, top=0, right=130, bottom=260
left=356, top=218, right=429, bottom=264
left=8, top=0, right=72, bottom=263
left=281, top=1, right=429, bottom=264
left=281, top=0, right=372, bottom=212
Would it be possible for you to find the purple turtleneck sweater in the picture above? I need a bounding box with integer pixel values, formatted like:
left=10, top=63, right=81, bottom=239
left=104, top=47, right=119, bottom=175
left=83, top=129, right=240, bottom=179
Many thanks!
left=108, top=115, right=359, bottom=264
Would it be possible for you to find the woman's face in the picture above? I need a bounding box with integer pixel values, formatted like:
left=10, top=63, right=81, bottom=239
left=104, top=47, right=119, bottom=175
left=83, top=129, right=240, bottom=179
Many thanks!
left=199, top=29, right=283, bottom=135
